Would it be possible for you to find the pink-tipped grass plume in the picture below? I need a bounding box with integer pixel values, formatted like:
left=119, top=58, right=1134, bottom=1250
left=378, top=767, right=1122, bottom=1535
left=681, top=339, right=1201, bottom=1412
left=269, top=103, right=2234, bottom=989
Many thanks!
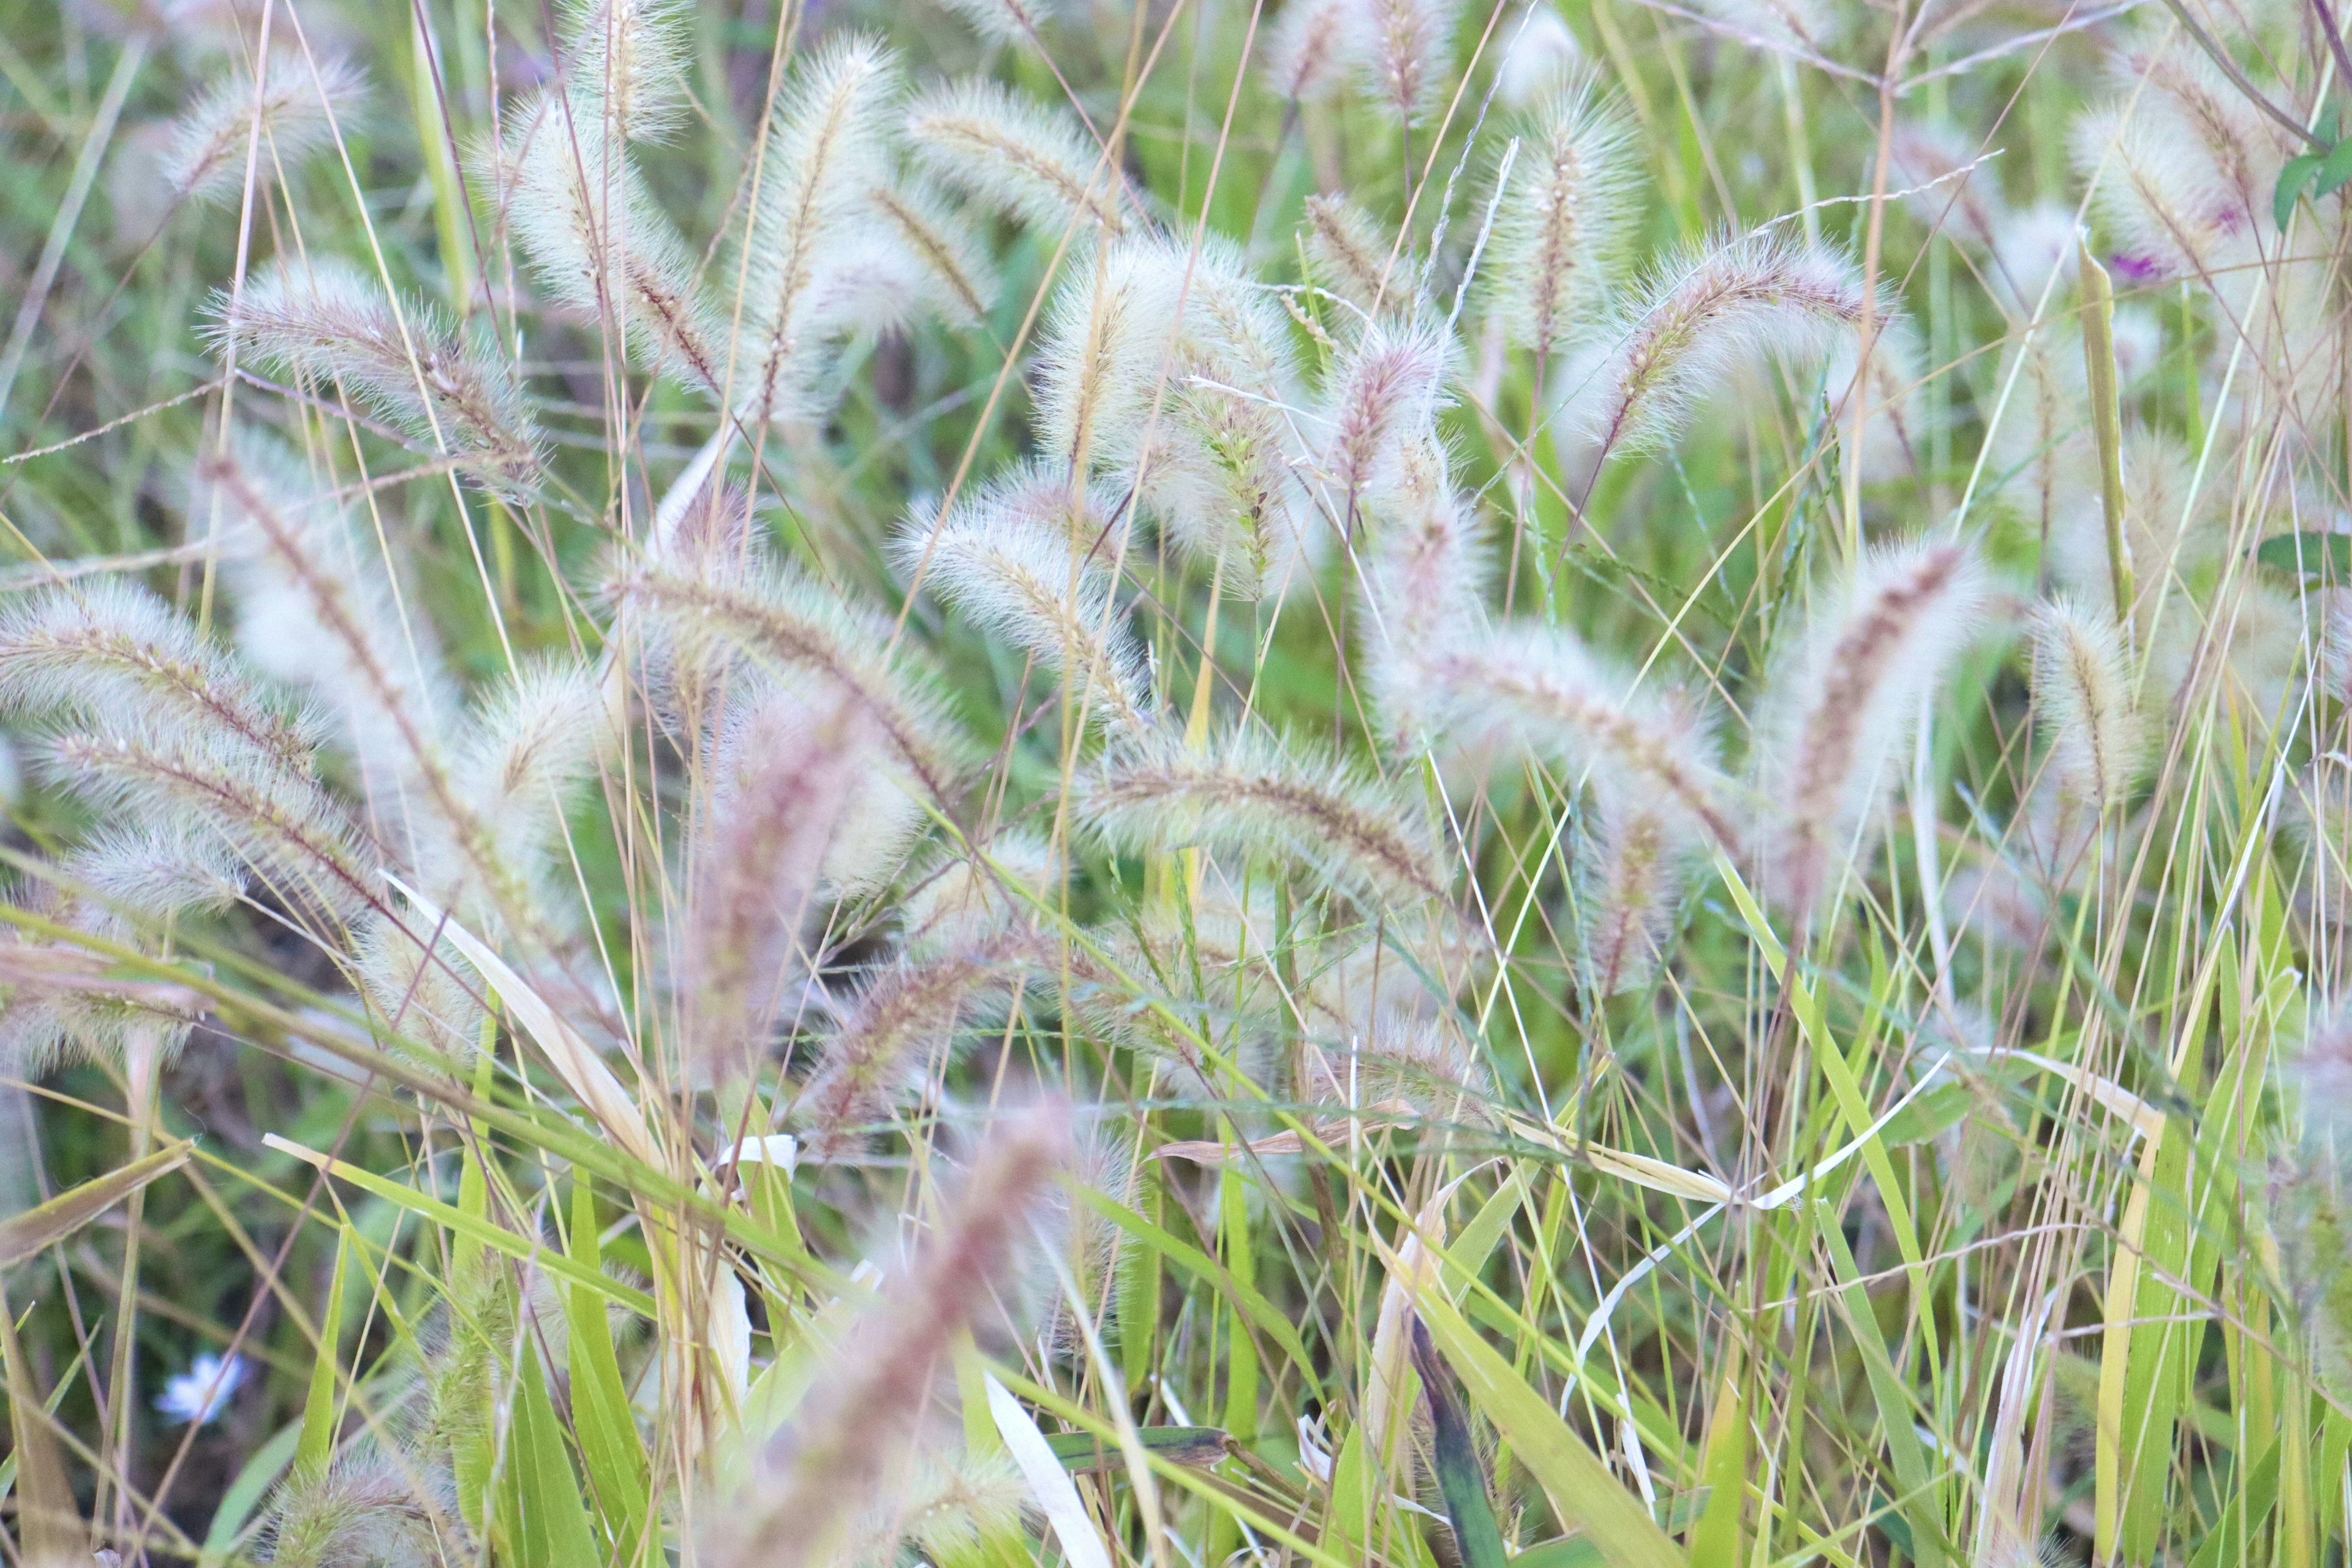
left=715, top=1101, right=1070, bottom=1568
left=1750, top=539, right=1990, bottom=918
left=1079, top=725, right=1452, bottom=910
left=1566, top=231, right=1873, bottom=460
left=1484, top=75, right=1635, bottom=361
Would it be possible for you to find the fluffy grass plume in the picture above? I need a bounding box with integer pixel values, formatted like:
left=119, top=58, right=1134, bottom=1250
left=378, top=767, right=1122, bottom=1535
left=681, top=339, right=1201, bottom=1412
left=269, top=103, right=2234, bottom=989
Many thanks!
left=6, top=9, right=2352, bottom=1568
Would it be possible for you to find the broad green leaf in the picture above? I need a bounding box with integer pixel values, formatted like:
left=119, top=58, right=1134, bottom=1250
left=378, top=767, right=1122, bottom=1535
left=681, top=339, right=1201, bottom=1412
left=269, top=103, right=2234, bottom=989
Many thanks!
left=565, top=1178, right=649, bottom=1563
left=494, top=1331, right=603, bottom=1568
left=1046, top=1426, right=1229, bottom=1472
left=1399, top=1251, right=1680, bottom=1568
left=2317, top=134, right=2352, bottom=200
left=2255, top=530, right=2352, bottom=583
left=2275, top=149, right=2324, bottom=228
left=1687, top=1360, right=1746, bottom=1568
left=296, top=1225, right=352, bottom=1476
left=263, top=1134, right=656, bottom=1317
left=1410, top=1318, right=1509, bottom=1568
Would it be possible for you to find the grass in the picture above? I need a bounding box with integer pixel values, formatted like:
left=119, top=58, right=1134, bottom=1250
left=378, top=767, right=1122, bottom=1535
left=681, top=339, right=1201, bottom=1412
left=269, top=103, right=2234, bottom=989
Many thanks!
left=0, top=1, right=2347, bottom=1567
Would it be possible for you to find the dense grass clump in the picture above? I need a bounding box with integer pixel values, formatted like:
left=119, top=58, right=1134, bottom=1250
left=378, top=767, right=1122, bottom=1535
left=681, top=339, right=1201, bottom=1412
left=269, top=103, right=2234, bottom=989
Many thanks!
left=1, top=1, right=2350, bottom=1566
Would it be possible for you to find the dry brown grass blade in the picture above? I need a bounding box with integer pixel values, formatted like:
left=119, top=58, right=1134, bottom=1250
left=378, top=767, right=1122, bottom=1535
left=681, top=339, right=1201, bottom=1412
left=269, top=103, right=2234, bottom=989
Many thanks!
left=0, top=1138, right=194, bottom=1270
left=0, top=1280, right=85, bottom=1567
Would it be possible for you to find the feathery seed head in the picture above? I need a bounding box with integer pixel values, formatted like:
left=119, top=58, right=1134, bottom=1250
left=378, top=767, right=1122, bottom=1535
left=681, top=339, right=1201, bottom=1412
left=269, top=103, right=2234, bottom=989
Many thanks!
left=2030, top=598, right=2143, bottom=810
left=1319, top=318, right=1449, bottom=503
left=1485, top=75, right=1635, bottom=360
left=682, top=688, right=877, bottom=1080
left=901, top=832, right=1058, bottom=959
left=353, top=911, right=487, bottom=1069
left=212, top=258, right=544, bottom=494
left=940, top=0, right=1067, bottom=48
left=1419, top=623, right=1731, bottom=843
left=1079, top=725, right=1452, bottom=911
left=864, top=176, right=1001, bottom=330
left=892, top=500, right=1156, bottom=737
left=734, top=36, right=904, bottom=426
left=1347, top=0, right=1460, bottom=126
left=159, top=52, right=364, bottom=205
left=1751, top=538, right=1990, bottom=917
left=1577, top=790, right=1691, bottom=999
left=730, top=1099, right=1068, bottom=1568
left=0, top=578, right=325, bottom=774
left=489, top=91, right=725, bottom=391
left=1033, top=237, right=1189, bottom=472
left=624, top=558, right=973, bottom=804
left=1358, top=443, right=1492, bottom=750
left=1826, top=314, right=1928, bottom=487
left=906, top=78, right=1125, bottom=235
left=1565, top=230, right=1874, bottom=458
left=560, top=0, right=692, bottom=141
left=1267, top=0, right=1356, bottom=102
left=1302, top=192, right=1414, bottom=319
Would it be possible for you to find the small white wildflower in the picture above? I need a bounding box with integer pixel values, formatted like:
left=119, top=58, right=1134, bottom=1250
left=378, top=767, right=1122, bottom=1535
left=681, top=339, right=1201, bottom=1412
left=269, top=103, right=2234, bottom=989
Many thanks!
left=156, top=1350, right=246, bottom=1425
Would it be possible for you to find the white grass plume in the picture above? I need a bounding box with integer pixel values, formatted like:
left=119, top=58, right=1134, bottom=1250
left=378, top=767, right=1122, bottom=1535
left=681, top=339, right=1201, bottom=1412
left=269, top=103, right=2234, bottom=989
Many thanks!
left=1485, top=75, right=1635, bottom=360
left=209, top=439, right=456, bottom=844
left=450, top=658, right=605, bottom=894
left=560, top=0, right=691, bottom=141
left=622, top=557, right=971, bottom=804
left=159, top=52, right=364, bottom=205
left=2030, top=598, right=2142, bottom=810
left=1827, top=314, right=1927, bottom=487
left=1359, top=441, right=1490, bottom=750
left=866, top=176, right=1000, bottom=330
left=2070, top=93, right=2253, bottom=283
left=1032, top=239, right=1186, bottom=472
left=1751, top=539, right=1989, bottom=916
left=681, top=692, right=872, bottom=1079
left=1079, top=725, right=1451, bottom=908
left=906, top=78, right=1124, bottom=235
left=793, top=939, right=1038, bottom=1163
left=893, top=502, right=1156, bottom=737
left=941, top=0, right=1066, bottom=49
left=901, top=831, right=1057, bottom=959
left=1420, top=623, right=1732, bottom=843
left=0, top=578, right=323, bottom=778
left=1267, top=0, right=1355, bottom=103
left=1578, top=790, right=1688, bottom=998
left=734, top=36, right=902, bottom=426
left=71, top=823, right=250, bottom=918
left=41, top=720, right=380, bottom=924
left=1349, top=0, right=1459, bottom=126
left=353, top=914, right=487, bottom=1067
left=492, top=89, right=725, bottom=392
left=1142, top=240, right=1316, bottom=594
left=213, top=258, right=543, bottom=493
left=1566, top=231, right=1872, bottom=457
left=1302, top=192, right=1409, bottom=317
left=717, top=1103, right=1068, bottom=1568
